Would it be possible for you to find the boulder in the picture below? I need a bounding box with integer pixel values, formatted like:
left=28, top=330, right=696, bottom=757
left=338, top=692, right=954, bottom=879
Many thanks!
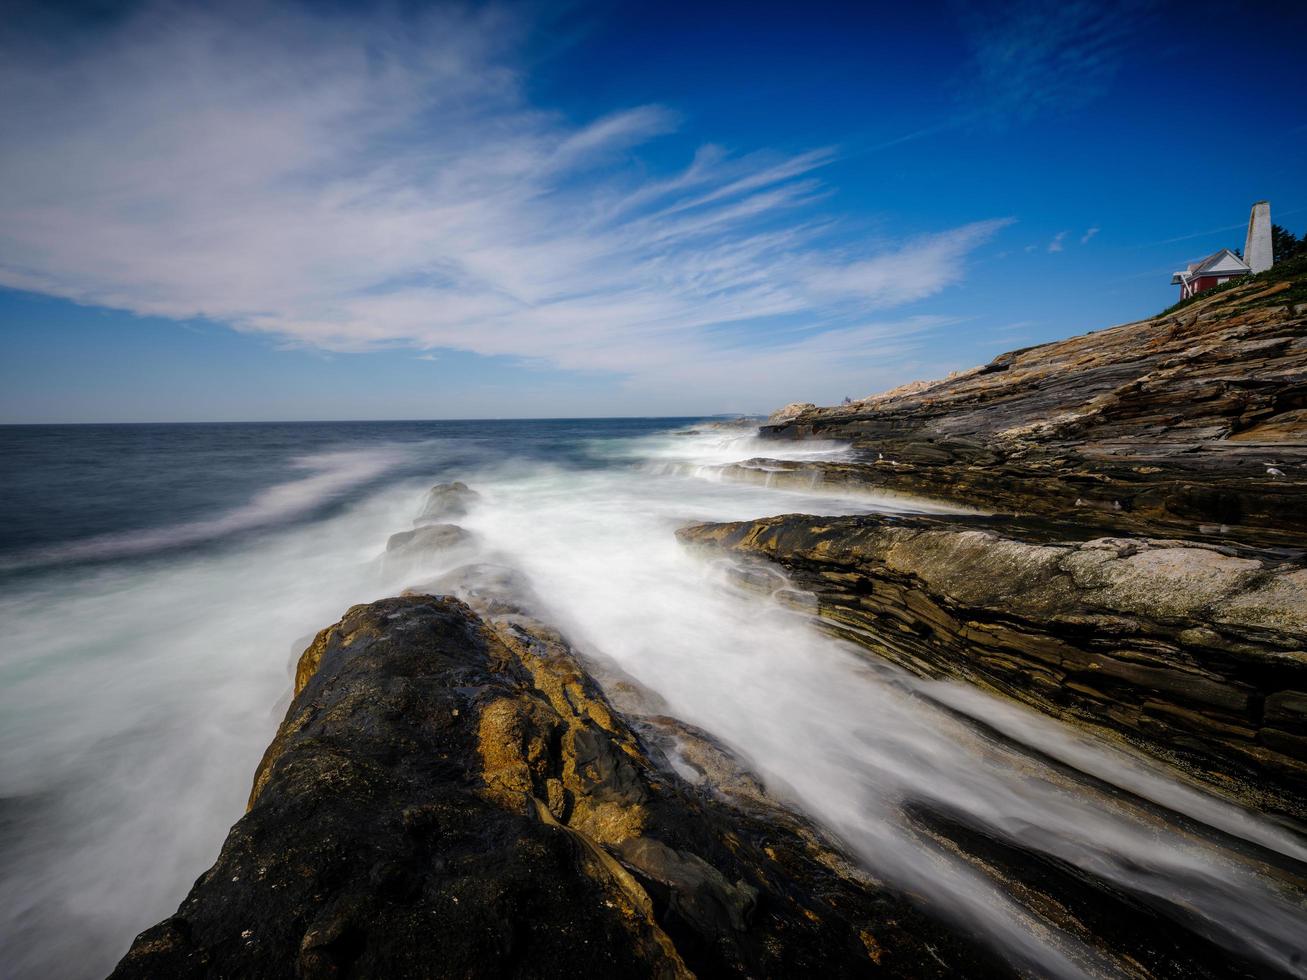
left=384, top=523, right=476, bottom=556
left=416, top=481, right=480, bottom=523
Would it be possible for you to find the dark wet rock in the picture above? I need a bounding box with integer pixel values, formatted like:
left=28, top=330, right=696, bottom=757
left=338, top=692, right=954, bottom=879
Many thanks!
left=678, top=513, right=1307, bottom=821
left=384, top=523, right=476, bottom=556
left=411, top=563, right=797, bottom=808
left=902, top=800, right=1300, bottom=980
left=759, top=275, right=1307, bottom=548
left=110, top=594, right=1007, bottom=979
left=416, top=481, right=479, bottom=523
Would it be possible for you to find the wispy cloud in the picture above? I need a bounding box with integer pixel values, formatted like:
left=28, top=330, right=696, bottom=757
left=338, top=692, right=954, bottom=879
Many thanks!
left=953, top=0, right=1158, bottom=126
left=805, top=219, right=1013, bottom=304
left=1081, top=227, right=1100, bottom=244
left=0, top=3, right=1008, bottom=404
left=1047, top=231, right=1068, bottom=253
left=853, top=1, right=1156, bottom=158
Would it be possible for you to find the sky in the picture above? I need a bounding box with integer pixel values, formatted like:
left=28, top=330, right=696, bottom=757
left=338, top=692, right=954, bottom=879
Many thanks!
left=1, top=0, right=1304, bottom=422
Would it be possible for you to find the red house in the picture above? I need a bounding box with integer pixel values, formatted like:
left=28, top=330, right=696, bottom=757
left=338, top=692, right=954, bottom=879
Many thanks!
left=1170, top=248, right=1251, bottom=300
left=1170, top=202, right=1275, bottom=300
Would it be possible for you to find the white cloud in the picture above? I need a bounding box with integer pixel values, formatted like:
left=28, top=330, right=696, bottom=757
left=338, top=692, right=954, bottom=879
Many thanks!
left=0, top=2, right=1008, bottom=404
left=1081, top=227, right=1100, bottom=244
left=806, top=219, right=1013, bottom=305
left=1047, top=231, right=1068, bottom=253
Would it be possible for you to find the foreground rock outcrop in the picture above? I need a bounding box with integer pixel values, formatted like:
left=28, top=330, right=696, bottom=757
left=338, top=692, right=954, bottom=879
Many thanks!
left=679, top=512, right=1307, bottom=821
left=111, top=592, right=1005, bottom=978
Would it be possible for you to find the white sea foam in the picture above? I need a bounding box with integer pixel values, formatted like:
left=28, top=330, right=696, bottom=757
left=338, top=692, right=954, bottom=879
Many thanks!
left=606, top=425, right=854, bottom=465
left=625, top=427, right=979, bottom=515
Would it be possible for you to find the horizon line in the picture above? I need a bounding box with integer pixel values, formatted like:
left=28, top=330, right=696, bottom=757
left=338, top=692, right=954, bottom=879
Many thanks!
left=0, top=413, right=762, bottom=427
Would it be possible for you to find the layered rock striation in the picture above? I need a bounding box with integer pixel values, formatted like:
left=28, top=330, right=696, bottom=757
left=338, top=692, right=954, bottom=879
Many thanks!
left=756, top=275, right=1307, bottom=547
left=678, top=514, right=1307, bottom=820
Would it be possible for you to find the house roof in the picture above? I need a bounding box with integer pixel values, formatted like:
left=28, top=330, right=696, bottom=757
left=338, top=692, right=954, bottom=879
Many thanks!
left=1171, top=248, right=1250, bottom=284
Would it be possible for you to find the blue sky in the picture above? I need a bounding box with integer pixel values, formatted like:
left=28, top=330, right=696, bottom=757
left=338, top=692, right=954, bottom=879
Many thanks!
left=1, top=0, right=1304, bottom=422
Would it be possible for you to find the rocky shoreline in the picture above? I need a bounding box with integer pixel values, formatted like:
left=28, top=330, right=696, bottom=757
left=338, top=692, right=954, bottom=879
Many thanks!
left=112, top=481, right=1019, bottom=978
left=678, top=270, right=1307, bottom=823
left=109, top=269, right=1307, bottom=977
left=110, top=530, right=1307, bottom=979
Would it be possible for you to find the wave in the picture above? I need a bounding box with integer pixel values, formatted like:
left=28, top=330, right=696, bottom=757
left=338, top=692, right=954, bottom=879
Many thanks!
left=613, top=428, right=853, bottom=465
left=0, top=448, right=407, bottom=572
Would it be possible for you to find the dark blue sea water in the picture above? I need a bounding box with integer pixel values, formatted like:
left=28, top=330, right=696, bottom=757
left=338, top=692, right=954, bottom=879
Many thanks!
left=3, top=419, right=1305, bottom=980
left=0, top=419, right=700, bottom=569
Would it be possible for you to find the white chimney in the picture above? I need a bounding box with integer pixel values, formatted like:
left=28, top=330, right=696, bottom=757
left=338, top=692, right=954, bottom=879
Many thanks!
left=1244, top=201, right=1273, bottom=274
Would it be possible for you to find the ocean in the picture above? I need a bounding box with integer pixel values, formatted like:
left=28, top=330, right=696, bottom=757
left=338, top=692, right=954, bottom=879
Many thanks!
left=2, top=419, right=1304, bottom=978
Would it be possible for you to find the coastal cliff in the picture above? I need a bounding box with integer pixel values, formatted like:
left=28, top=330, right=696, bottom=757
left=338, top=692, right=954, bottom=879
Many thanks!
left=753, top=266, right=1307, bottom=547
